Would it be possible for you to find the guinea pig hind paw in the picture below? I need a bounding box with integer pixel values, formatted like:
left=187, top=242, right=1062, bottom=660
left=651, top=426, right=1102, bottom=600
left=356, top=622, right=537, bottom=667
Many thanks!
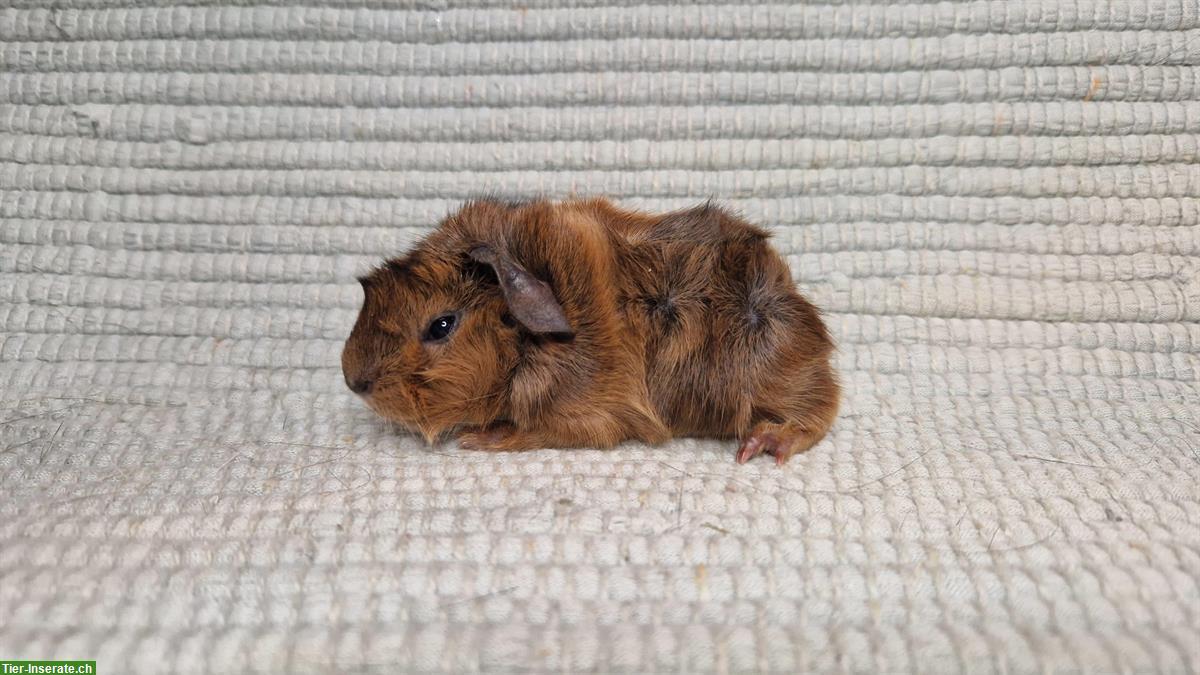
left=737, top=422, right=818, bottom=466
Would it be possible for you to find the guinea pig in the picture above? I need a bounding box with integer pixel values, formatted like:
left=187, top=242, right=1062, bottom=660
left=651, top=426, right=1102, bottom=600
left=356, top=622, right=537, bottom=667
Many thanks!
left=342, top=198, right=839, bottom=465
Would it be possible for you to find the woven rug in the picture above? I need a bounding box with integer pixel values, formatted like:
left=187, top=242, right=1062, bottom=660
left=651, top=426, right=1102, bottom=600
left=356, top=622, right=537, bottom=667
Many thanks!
left=2, top=2, right=1199, bottom=673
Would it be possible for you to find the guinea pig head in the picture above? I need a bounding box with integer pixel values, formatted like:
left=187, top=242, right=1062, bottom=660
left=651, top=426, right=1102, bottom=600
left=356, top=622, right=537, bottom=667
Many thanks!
left=341, top=235, right=573, bottom=442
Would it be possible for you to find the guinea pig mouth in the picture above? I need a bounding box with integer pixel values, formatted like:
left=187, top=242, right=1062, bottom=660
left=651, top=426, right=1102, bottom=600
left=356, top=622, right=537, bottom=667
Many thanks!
left=358, top=387, right=447, bottom=443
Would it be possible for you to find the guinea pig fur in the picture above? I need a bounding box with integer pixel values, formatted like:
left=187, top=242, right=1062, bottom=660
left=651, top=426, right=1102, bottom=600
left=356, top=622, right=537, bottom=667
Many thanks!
left=342, top=198, right=839, bottom=465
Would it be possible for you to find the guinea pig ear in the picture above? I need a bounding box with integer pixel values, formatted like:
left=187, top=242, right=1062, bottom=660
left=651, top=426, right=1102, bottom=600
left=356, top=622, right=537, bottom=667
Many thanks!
left=468, top=245, right=573, bottom=336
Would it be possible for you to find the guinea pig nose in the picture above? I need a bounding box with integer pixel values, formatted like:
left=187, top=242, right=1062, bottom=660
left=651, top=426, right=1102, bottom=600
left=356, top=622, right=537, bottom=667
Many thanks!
left=346, top=375, right=374, bottom=395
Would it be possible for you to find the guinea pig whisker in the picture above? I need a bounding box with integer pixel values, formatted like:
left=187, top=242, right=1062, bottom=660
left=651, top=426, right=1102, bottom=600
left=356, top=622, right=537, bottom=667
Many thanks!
left=412, top=399, right=433, bottom=439
left=454, top=389, right=503, bottom=406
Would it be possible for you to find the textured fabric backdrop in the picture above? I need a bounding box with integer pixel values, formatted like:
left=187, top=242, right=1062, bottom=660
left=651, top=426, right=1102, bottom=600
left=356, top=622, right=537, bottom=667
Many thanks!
left=2, top=1, right=1199, bottom=673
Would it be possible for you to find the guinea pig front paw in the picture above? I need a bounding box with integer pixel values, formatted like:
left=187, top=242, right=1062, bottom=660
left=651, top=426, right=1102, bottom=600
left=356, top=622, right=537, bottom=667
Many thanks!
left=457, top=423, right=529, bottom=452
left=736, top=422, right=821, bottom=466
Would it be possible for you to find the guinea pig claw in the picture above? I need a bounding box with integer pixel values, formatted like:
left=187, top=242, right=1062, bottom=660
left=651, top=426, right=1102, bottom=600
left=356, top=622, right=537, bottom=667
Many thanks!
left=736, top=434, right=770, bottom=464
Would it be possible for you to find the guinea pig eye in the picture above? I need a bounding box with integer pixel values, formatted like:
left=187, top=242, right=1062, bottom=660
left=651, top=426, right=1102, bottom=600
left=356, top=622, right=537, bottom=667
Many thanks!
left=422, top=313, right=459, bottom=343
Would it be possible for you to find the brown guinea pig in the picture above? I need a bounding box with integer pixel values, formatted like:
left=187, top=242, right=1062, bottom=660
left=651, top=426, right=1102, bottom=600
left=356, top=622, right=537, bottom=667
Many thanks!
left=342, top=198, right=839, bottom=465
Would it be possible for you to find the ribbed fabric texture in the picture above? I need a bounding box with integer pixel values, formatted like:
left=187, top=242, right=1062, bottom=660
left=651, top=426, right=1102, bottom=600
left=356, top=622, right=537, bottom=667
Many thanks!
left=1, top=2, right=1198, bottom=673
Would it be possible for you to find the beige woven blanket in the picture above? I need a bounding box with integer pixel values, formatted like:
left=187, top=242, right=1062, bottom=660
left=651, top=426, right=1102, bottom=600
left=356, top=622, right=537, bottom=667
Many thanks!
left=1, top=2, right=1198, bottom=672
